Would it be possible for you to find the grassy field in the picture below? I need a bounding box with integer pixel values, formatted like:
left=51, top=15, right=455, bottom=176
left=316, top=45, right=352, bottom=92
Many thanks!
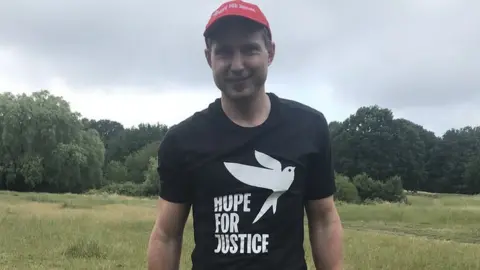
left=0, top=191, right=479, bottom=270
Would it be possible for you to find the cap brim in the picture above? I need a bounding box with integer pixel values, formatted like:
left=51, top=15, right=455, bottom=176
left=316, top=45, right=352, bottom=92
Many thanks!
left=203, top=15, right=266, bottom=38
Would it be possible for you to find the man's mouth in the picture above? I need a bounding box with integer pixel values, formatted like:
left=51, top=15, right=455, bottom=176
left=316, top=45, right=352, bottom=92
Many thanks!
left=226, top=75, right=252, bottom=83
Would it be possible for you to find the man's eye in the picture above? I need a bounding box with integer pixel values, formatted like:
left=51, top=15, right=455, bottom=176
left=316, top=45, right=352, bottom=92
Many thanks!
left=243, top=46, right=260, bottom=54
left=215, top=49, right=230, bottom=56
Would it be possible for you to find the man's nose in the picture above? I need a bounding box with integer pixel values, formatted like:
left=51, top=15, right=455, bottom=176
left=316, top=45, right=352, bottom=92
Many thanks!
left=230, top=52, right=245, bottom=74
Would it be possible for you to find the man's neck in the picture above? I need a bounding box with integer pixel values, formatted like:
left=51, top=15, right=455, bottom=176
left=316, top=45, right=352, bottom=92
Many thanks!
left=220, top=90, right=271, bottom=128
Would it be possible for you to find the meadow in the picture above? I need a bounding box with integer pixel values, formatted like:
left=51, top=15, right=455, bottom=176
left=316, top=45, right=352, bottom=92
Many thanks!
left=0, top=191, right=479, bottom=270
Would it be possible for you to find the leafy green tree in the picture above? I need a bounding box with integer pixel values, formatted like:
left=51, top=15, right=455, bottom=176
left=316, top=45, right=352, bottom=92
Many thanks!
left=2, top=89, right=479, bottom=197
left=124, top=141, right=160, bottom=183
left=463, top=154, right=480, bottom=194
left=105, top=123, right=168, bottom=163
left=104, top=160, right=128, bottom=183
left=331, top=106, right=424, bottom=189
left=426, top=127, right=480, bottom=193
left=0, top=90, right=104, bottom=193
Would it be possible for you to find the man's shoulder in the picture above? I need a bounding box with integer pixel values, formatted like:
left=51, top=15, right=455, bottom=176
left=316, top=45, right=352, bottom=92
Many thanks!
left=162, top=99, right=218, bottom=142
left=158, top=103, right=215, bottom=159
left=167, top=109, right=209, bottom=136
left=275, top=94, right=328, bottom=123
left=274, top=94, right=331, bottom=148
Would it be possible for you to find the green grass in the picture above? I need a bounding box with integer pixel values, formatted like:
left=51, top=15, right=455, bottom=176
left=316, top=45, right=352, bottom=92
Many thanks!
left=0, top=190, right=479, bottom=269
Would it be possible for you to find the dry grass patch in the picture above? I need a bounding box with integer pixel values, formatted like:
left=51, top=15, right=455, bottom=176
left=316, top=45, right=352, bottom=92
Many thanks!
left=0, top=191, right=479, bottom=269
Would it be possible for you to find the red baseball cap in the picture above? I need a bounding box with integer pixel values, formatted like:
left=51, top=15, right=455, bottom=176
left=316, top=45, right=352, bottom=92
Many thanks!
left=203, top=0, right=271, bottom=39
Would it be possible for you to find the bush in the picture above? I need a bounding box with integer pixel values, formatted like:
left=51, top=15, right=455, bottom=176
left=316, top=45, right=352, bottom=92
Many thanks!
left=352, top=173, right=406, bottom=203
left=381, top=175, right=406, bottom=202
left=352, top=173, right=383, bottom=201
left=95, top=156, right=160, bottom=197
left=99, top=181, right=147, bottom=197
left=142, top=156, right=160, bottom=196
left=334, top=174, right=360, bottom=203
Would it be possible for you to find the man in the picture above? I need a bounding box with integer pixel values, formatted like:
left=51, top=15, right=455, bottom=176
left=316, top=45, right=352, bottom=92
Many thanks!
left=147, top=1, right=343, bottom=269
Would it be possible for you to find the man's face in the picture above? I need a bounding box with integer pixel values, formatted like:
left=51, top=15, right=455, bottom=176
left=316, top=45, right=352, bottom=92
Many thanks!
left=205, top=19, right=275, bottom=100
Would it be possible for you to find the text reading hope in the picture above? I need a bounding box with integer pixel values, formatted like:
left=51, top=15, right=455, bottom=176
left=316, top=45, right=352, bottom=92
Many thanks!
left=213, top=193, right=269, bottom=254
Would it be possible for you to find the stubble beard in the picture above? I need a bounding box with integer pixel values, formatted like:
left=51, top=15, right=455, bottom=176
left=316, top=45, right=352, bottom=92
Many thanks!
left=222, top=86, right=257, bottom=101
left=219, top=77, right=266, bottom=103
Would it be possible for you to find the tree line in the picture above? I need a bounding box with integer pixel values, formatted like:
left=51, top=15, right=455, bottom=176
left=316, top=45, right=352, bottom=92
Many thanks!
left=0, top=90, right=478, bottom=199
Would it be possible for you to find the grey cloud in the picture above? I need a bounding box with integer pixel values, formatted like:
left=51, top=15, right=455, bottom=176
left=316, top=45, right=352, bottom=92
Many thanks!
left=0, top=0, right=479, bottom=111
left=0, top=0, right=218, bottom=88
left=299, top=1, right=480, bottom=108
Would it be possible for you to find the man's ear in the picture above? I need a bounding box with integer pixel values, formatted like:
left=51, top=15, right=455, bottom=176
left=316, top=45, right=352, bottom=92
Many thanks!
left=204, top=48, right=212, bottom=68
left=268, top=42, right=275, bottom=66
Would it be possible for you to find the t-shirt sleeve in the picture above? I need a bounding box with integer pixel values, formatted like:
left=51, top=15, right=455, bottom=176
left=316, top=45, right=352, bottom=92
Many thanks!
left=305, top=113, right=336, bottom=201
left=157, top=129, right=192, bottom=204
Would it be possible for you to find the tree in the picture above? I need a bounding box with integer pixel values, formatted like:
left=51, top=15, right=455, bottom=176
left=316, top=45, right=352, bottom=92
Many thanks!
left=331, top=106, right=424, bottom=187
left=124, top=140, right=161, bottom=184
left=0, top=90, right=105, bottom=193
left=1, top=90, right=479, bottom=196
left=425, top=127, right=480, bottom=193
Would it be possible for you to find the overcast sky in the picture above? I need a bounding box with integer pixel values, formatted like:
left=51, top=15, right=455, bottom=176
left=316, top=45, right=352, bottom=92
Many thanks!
left=0, top=0, right=479, bottom=135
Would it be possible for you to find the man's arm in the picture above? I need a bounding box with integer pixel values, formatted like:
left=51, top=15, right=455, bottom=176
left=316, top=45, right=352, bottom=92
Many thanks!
left=147, top=127, right=192, bottom=270
left=147, top=199, right=190, bottom=270
left=305, top=196, right=343, bottom=270
left=304, top=113, right=343, bottom=270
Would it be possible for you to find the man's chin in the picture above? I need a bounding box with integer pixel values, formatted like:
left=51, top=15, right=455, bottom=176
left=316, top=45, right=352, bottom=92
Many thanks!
left=222, top=87, right=257, bottom=100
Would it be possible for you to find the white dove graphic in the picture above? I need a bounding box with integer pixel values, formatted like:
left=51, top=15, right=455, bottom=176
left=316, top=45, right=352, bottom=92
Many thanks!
left=224, top=150, right=295, bottom=224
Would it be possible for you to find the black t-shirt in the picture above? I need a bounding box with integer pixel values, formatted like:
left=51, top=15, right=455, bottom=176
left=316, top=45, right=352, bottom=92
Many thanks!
left=157, top=92, right=336, bottom=270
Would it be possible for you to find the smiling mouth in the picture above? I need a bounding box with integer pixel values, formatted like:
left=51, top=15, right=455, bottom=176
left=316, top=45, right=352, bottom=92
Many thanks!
left=226, top=76, right=252, bottom=83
